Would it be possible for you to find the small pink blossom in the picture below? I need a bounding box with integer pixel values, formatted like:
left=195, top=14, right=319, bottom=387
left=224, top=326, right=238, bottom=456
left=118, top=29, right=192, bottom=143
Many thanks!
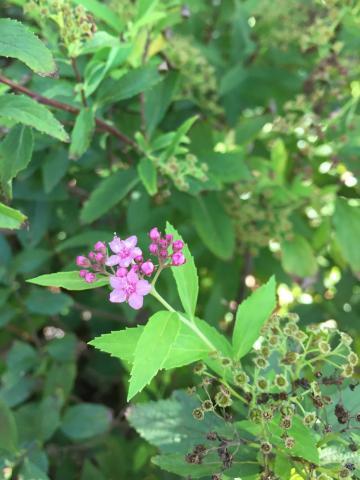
left=149, top=243, right=158, bottom=254
left=172, top=252, right=186, bottom=266
left=173, top=240, right=184, bottom=251
left=95, top=252, right=105, bottom=263
left=149, top=227, right=161, bottom=241
left=116, top=267, right=128, bottom=277
left=141, top=261, right=155, bottom=276
left=94, top=241, right=106, bottom=252
left=76, top=256, right=90, bottom=267
left=109, top=270, right=152, bottom=309
left=85, top=272, right=97, bottom=283
left=106, top=235, right=142, bottom=268
left=79, top=269, right=88, bottom=278
left=165, top=234, right=173, bottom=244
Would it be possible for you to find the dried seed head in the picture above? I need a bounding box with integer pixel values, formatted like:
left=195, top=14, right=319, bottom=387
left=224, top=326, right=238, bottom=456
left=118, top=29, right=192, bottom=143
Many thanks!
left=260, top=441, right=273, bottom=454
left=275, top=374, right=288, bottom=389
left=280, top=416, right=292, bottom=429
left=234, top=371, right=249, bottom=386
left=281, top=351, right=299, bottom=365
left=318, top=341, right=331, bottom=354
left=249, top=408, right=262, bottom=424
left=220, top=357, right=232, bottom=367
left=303, top=412, right=316, bottom=427
left=342, top=364, right=354, bottom=378
left=340, top=332, right=353, bottom=346
left=215, top=391, right=233, bottom=408
left=254, top=356, right=269, bottom=369
left=256, top=377, right=269, bottom=391
left=284, top=436, right=295, bottom=449
left=192, top=408, right=204, bottom=421
left=339, top=468, right=350, bottom=478
left=193, top=362, right=206, bottom=375
left=347, top=352, right=358, bottom=366
left=202, top=400, right=213, bottom=412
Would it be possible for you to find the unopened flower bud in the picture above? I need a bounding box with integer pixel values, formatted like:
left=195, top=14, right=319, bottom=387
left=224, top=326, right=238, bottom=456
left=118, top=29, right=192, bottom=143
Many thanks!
left=88, top=251, right=96, bottom=260
left=141, top=261, right=155, bottom=276
left=172, top=252, right=186, bottom=266
left=165, top=234, right=173, bottom=244
left=173, top=239, right=184, bottom=251
left=149, top=243, right=158, bottom=254
left=85, top=272, right=96, bottom=283
left=95, top=252, right=105, bottom=263
left=116, top=267, right=127, bottom=277
left=134, top=255, right=143, bottom=263
left=79, top=269, right=88, bottom=278
left=76, top=255, right=90, bottom=267
left=160, top=249, right=168, bottom=258
left=149, top=227, right=161, bottom=241
left=94, top=241, right=106, bottom=252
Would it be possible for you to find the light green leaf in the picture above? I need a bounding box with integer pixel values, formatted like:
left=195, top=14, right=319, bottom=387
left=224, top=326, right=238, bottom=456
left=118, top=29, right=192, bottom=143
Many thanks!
left=333, top=198, right=360, bottom=273
left=73, top=0, right=123, bottom=32
left=232, top=276, right=276, bottom=360
left=162, top=116, right=198, bottom=161
left=281, top=235, right=318, bottom=277
left=138, top=157, right=157, bottom=195
left=98, top=65, right=161, bottom=105
left=0, top=202, right=27, bottom=229
left=271, top=138, right=287, bottom=183
left=0, top=125, right=33, bottom=197
left=191, top=194, right=235, bottom=260
left=0, top=398, right=18, bottom=453
left=80, top=168, right=139, bottom=223
left=166, top=223, right=199, bottom=319
left=61, top=403, right=112, bottom=440
left=128, top=311, right=181, bottom=400
left=26, top=271, right=109, bottom=291
left=0, top=94, right=69, bottom=142
left=69, top=108, right=95, bottom=160
left=0, top=18, right=57, bottom=76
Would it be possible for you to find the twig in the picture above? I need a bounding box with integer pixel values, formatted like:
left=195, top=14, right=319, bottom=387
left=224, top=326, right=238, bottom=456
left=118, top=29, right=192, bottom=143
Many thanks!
left=70, top=57, right=87, bottom=107
left=0, top=73, right=137, bottom=149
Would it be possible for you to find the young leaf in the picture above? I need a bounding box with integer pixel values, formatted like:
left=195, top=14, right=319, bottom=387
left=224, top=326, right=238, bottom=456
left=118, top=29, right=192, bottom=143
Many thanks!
left=80, top=168, right=139, bottom=224
left=0, top=202, right=27, bottom=229
left=191, top=194, right=235, bottom=260
left=0, top=398, right=18, bottom=453
left=165, top=222, right=199, bottom=319
left=232, top=276, right=276, bottom=360
left=128, top=311, right=181, bottom=400
left=281, top=235, right=318, bottom=277
left=333, top=198, right=360, bottom=273
left=69, top=108, right=95, bottom=160
left=0, top=125, right=33, bottom=197
left=137, top=157, right=158, bottom=195
left=27, top=271, right=109, bottom=291
left=61, top=403, right=112, bottom=441
left=89, top=326, right=145, bottom=364
left=0, top=18, right=57, bottom=76
left=0, top=94, right=69, bottom=142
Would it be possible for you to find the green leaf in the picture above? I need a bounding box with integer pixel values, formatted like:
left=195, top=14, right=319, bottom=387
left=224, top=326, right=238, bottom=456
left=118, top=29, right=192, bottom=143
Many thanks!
left=0, top=125, right=33, bottom=197
left=61, top=403, right=112, bottom=441
left=204, top=151, right=251, bottom=183
left=98, top=65, right=161, bottom=105
left=281, top=235, right=318, bottom=277
left=73, top=0, right=123, bottom=32
left=162, top=116, right=198, bottom=161
left=274, top=451, right=293, bottom=479
left=333, top=198, right=360, bottom=273
left=27, top=271, right=109, bottom=291
left=152, top=454, right=221, bottom=478
left=166, top=223, right=199, bottom=319
left=80, top=168, right=139, bottom=223
left=137, top=157, right=158, bottom=195
left=0, top=18, right=57, bottom=76
left=232, top=276, right=276, bottom=360
left=0, top=94, right=69, bottom=142
left=271, top=138, right=287, bottom=183
left=89, top=326, right=145, bottom=364
left=42, top=148, right=69, bottom=194
left=69, top=108, right=95, bottom=160
left=0, top=202, right=27, bottom=229
left=0, top=398, right=18, bottom=453
left=18, top=459, right=50, bottom=480
left=128, top=311, right=181, bottom=400
left=25, top=289, right=74, bottom=315
left=191, top=194, right=235, bottom=260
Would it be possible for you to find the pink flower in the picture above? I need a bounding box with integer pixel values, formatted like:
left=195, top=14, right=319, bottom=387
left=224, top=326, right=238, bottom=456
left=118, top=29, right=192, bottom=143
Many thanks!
left=141, top=261, right=155, bottom=276
left=172, top=252, right=186, bottom=266
left=79, top=269, right=88, bottom=278
left=149, top=243, right=158, bottom=254
left=149, top=227, right=161, bottom=241
left=106, top=235, right=142, bottom=268
left=76, top=256, right=90, bottom=267
left=173, top=240, right=184, bottom=251
left=109, top=270, right=152, bottom=309
left=94, top=241, right=106, bottom=252
left=85, top=272, right=97, bottom=283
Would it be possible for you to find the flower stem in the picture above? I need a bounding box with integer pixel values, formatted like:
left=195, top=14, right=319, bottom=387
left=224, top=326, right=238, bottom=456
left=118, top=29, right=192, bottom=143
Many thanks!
left=150, top=288, right=217, bottom=352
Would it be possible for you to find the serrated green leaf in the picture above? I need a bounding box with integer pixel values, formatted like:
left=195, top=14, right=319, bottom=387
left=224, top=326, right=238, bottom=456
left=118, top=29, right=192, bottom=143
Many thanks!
left=61, top=403, right=112, bottom=441
left=69, top=108, right=95, bottom=160
left=191, top=194, right=235, bottom=260
left=232, top=276, right=276, bottom=360
left=27, top=271, right=109, bottom=291
left=0, top=125, right=33, bottom=198
left=80, top=168, right=139, bottom=223
left=138, top=157, right=158, bottom=195
left=161, top=116, right=198, bottom=161
left=128, top=311, right=181, bottom=400
left=166, top=223, right=199, bottom=319
left=281, top=235, right=318, bottom=277
left=0, top=18, right=57, bottom=76
left=333, top=198, right=360, bottom=273
left=0, top=202, right=27, bottom=229
left=0, top=94, right=69, bottom=142
left=0, top=398, right=18, bottom=453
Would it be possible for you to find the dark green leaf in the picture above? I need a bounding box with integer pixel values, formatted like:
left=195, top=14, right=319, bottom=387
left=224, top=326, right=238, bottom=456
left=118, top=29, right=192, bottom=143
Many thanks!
left=69, top=108, right=95, bottom=160
left=0, top=398, right=18, bottom=453
left=333, top=198, right=360, bottom=273
left=281, top=235, right=318, bottom=277
left=61, top=403, right=112, bottom=441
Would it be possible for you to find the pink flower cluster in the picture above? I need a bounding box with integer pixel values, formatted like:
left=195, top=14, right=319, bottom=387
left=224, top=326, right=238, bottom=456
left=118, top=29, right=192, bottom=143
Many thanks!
left=75, top=227, right=186, bottom=310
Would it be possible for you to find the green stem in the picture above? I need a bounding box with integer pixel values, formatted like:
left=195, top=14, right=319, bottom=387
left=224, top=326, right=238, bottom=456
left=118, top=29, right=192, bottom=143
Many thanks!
left=151, top=288, right=217, bottom=352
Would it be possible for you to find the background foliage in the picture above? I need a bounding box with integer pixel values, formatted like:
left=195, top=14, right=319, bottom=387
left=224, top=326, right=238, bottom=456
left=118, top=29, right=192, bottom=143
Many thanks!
left=0, top=0, right=359, bottom=478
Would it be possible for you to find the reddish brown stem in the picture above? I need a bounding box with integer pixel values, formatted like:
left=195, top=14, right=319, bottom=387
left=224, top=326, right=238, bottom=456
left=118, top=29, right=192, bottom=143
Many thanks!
left=0, top=73, right=137, bottom=149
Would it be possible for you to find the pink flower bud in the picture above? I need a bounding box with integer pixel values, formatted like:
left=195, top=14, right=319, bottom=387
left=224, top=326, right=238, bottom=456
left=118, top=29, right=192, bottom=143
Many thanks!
left=76, top=256, right=90, bottom=267
left=131, top=264, right=140, bottom=273
left=141, top=261, right=155, bottom=276
left=94, top=241, right=106, bottom=252
left=95, top=252, right=105, bottom=263
left=165, top=234, right=173, bottom=244
left=160, top=249, right=168, bottom=258
left=134, top=255, right=143, bottom=263
left=85, top=272, right=96, bottom=283
left=149, top=227, right=161, bottom=241
left=159, top=239, right=168, bottom=248
left=116, top=267, right=127, bottom=277
left=172, top=240, right=184, bottom=251
left=79, top=269, right=88, bottom=278
left=149, top=243, right=158, bottom=254
left=88, top=251, right=96, bottom=260
left=172, top=252, right=186, bottom=266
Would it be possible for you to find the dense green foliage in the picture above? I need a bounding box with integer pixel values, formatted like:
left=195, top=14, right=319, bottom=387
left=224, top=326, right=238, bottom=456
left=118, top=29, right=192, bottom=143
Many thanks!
left=0, top=0, right=359, bottom=479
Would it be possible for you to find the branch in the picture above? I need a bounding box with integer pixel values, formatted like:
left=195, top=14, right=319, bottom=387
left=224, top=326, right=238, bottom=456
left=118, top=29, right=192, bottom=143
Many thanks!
left=0, top=73, right=137, bottom=149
